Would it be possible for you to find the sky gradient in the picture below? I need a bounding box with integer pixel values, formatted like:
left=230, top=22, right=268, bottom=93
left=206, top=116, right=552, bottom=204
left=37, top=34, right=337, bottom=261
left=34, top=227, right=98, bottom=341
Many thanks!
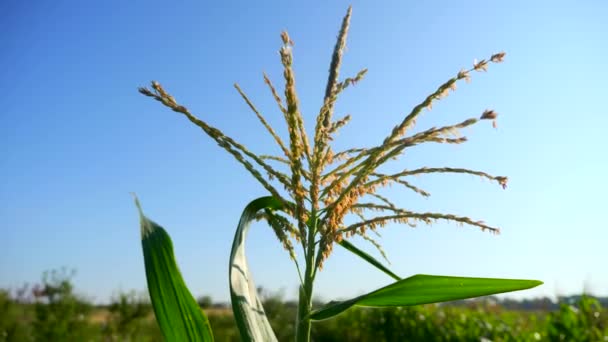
left=1, top=1, right=607, bottom=304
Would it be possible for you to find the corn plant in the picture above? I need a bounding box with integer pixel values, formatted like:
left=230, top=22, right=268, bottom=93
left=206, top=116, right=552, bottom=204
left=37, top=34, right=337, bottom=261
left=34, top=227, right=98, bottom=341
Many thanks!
left=136, top=7, right=541, bottom=342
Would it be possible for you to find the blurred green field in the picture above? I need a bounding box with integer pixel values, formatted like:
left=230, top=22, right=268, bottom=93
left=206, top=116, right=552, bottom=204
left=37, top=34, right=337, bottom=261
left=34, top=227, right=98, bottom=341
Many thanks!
left=1, top=270, right=606, bottom=341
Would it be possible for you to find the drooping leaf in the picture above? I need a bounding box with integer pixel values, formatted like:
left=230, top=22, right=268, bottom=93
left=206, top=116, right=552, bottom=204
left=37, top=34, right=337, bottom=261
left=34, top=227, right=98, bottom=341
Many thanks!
left=229, top=196, right=284, bottom=342
left=339, top=240, right=400, bottom=281
left=310, top=274, right=542, bottom=320
left=135, top=196, right=214, bottom=341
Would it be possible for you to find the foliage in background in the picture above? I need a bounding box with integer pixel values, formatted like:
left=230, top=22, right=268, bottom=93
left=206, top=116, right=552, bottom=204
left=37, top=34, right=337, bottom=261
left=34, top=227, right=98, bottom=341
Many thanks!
left=0, top=289, right=31, bottom=342
left=0, top=273, right=606, bottom=341
left=30, top=268, right=95, bottom=341
left=103, top=291, right=154, bottom=341
left=0, top=269, right=162, bottom=342
left=547, top=295, right=607, bottom=341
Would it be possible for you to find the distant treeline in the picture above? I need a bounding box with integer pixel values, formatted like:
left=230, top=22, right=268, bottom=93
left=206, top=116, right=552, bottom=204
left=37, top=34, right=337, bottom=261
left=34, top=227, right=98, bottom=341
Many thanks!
left=442, top=295, right=608, bottom=311
left=197, top=293, right=608, bottom=312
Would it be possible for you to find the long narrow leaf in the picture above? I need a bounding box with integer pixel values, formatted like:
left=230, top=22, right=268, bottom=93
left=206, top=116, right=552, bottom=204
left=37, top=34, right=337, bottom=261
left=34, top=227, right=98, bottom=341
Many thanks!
left=135, top=197, right=214, bottom=341
left=229, top=196, right=283, bottom=342
left=339, top=240, right=400, bottom=281
left=310, top=274, right=542, bottom=320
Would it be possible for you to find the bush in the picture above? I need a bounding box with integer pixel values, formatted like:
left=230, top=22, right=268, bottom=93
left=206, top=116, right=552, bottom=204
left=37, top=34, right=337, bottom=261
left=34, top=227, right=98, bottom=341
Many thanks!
left=103, top=291, right=155, bottom=341
left=30, top=268, right=96, bottom=341
left=0, top=288, right=31, bottom=342
left=547, top=295, right=608, bottom=341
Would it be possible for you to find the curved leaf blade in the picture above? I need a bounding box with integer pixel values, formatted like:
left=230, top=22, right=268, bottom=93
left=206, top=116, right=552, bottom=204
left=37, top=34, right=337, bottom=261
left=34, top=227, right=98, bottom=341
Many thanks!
left=310, top=274, right=542, bottom=320
left=339, top=240, right=400, bottom=281
left=229, top=196, right=283, bottom=342
left=135, top=197, right=214, bottom=341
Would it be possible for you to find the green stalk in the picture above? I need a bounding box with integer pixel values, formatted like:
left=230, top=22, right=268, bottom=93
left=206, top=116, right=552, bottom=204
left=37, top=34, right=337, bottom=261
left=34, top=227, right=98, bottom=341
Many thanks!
left=295, top=211, right=317, bottom=342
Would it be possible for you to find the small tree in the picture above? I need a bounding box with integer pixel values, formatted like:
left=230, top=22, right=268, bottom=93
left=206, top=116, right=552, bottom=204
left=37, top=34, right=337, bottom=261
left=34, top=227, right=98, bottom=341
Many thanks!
left=197, top=296, right=213, bottom=309
left=31, top=268, right=93, bottom=341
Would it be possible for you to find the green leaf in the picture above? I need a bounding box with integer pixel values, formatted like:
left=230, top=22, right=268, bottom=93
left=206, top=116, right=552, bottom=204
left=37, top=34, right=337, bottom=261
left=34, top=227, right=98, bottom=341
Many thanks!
left=338, top=240, right=400, bottom=281
left=310, top=274, right=543, bottom=321
left=229, top=196, right=284, bottom=342
left=135, top=196, right=214, bottom=342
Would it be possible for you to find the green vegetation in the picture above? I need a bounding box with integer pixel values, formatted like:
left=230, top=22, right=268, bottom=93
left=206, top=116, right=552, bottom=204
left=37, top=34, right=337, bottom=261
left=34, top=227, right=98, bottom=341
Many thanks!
left=1, top=272, right=606, bottom=341
left=136, top=5, right=542, bottom=341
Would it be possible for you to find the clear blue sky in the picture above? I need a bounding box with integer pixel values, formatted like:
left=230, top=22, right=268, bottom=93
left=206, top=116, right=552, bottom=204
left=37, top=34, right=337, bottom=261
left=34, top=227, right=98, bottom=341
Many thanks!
left=1, top=1, right=607, bottom=304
